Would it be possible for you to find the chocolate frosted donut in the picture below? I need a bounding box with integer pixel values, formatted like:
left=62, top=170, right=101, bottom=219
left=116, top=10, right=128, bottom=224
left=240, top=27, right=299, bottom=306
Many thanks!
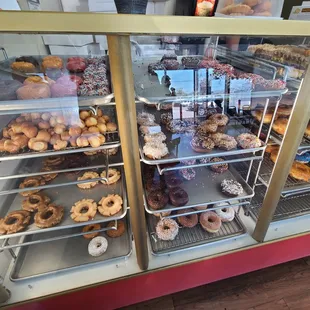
left=0, top=80, right=22, bottom=101
left=169, top=187, right=189, bottom=207
left=145, top=178, right=166, bottom=193
left=165, top=173, right=183, bottom=189
left=177, top=208, right=198, bottom=228
left=147, top=190, right=169, bottom=210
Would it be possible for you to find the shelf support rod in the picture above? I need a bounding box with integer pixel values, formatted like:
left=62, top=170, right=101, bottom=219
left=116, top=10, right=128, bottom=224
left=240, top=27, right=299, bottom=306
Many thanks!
left=107, top=35, right=149, bottom=270
left=252, top=66, right=310, bottom=242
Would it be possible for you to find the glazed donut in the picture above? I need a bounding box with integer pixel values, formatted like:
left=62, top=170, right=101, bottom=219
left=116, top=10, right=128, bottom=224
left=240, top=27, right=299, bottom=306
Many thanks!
left=4, top=140, right=20, bottom=153
left=19, top=176, right=45, bottom=197
left=277, top=105, right=292, bottom=117
left=221, top=179, right=244, bottom=197
left=272, top=118, right=288, bottom=136
left=209, top=157, right=228, bottom=174
left=237, top=133, right=262, bottom=149
left=177, top=208, right=198, bottom=228
left=169, top=187, right=189, bottom=207
left=106, top=220, right=125, bottom=238
left=22, top=193, right=51, bottom=212
left=289, top=162, right=310, bottom=182
left=42, top=58, right=63, bottom=71
left=11, top=61, right=36, bottom=73
left=215, top=207, right=235, bottom=222
left=77, top=172, right=99, bottom=189
left=34, top=204, right=64, bottom=228
left=252, top=109, right=274, bottom=124
left=98, top=194, right=123, bottom=217
left=156, top=218, right=179, bottom=241
left=71, top=199, right=97, bottom=222
left=100, top=169, right=121, bottom=185
left=106, top=122, right=117, bottom=132
left=88, top=236, right=108, bottom=257
left=0, top=210, right=31, bottom=234
left=147, top=190, right=169, bottom=210
left=199, top=211, right=222, bottom=233
left=165, top=173, right=183, bottom=189
left=82, top=224, right=101, bottom=239
left=210, top=133, right=237, bottom=150
left=208, top=113, right=229, bottom=126
left=16, top=84, right=51, bottom=100
left=24, top=75, right=55, bottom=86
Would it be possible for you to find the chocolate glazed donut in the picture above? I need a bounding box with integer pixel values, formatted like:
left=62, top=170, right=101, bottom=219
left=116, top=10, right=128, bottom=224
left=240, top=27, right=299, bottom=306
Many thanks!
left=165, top=172, right=183, bottom=189
left=169, top=187, right=189, bottom=207
left=147, top=190, right=169, bottom=210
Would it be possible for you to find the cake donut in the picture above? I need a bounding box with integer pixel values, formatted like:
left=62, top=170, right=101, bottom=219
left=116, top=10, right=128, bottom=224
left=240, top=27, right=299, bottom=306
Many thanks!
left=169, top=187, right=189, bottom=207
left=199, top=211, right=222, bottom=233
left=209, top=157, right=228, bottom=173
left=88, top=236, right=108, bottom=257
left=147, top=190, right=169, bottom=210
left=98, top=194, right=123, bottom=216
left=34, top=204, right=64, bottom=228
left=19, top=176, right=45, bottom=197
left=180, top=168, right=196, bottom=180
left=100, top=169, right=121, bottom=185
left=82, top=223, right=101, bottom=239
left=165, top=173, right=183, bottom=189
left=71, top=199, right=97, bottom=222
left=210, top=133, right=237, bottom=151
left=156, top=218, right=179, bottom=241
left=22, top=193, right=51, bottom=212
left=0, top=210, right=31, bottom=234
left=221, top=179, right=244, bottom=197
left=177, top=208, right=198, bottom=228
left=208, top=113, right=229, bottom=126
left=237, top=133, right=262, bottom=149
left=106, top=220, right=125, bottom=238
left=215, top=207, right=235, bottom=222
left=77, top=172, right=99, bottom=189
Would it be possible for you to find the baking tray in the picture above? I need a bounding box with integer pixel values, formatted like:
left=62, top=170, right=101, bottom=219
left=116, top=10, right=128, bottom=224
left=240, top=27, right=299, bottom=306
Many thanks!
left=0, top=167, right=127, bottom=240
left=147, top=213, right=246, bottom=256
left=10, top=217, right=132, bottom=281
left=144, top=166, right=254, bottom=215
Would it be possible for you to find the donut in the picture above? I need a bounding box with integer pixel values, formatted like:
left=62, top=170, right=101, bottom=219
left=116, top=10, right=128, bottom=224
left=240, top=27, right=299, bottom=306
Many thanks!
left=295, top=152, right=310, bottom=163
left=270, top=150, right=278, bottom=164
left=272, top=118, right=288, bottom=136
left=66, top=61, right=87, bottom=73
left=289, top=162, right=310, bottom=182
left=4, top=140, right=20, bottom=153
left=208, top=113, right=229, bottom=126
left=77, top=172, right=99, bottom=189
left=144, top=132, right=166, bottom=143
left=16, top=84, right=51, bottom=100
left=277, top=105, right=292, bottom=117
left=181, top=56, right=200, bottom=68
left=153, top=210, right=172, bottom=217
left=160, top=113, right=173, bottom=125
left=165, top=173, right=183, bottom=189
left=237, top=133, right=262, bottom=149
left=56, top=75, right=83, bottom=87
left=82, top=223, right=101, bottom=239
left=161, top=59, right=179, bottom=70
left=0, top=80, right=22, bottom=101
left=11, top=61, right=36, bottom=73
left=68, top=56, right=86, bottom=63
left=169, top=187, right=189, bottom=207
left=210, top=133, right=237, bottom=151
left=139, top=125, right=161, bottom=135
left=215, top=207, right=235, bottom=222
left=145, top=178, right=166, bottom=193
left=177, top=208, right=198, bottom=228
left=147, top=190, right=169, bottom=210
left=106, top=220, right=125, bottom=238
left=0, top=210, right=31, bottom=234
left=209, top=157, right=228, bottom=173
left=42, top=57, right=63, bottom=71
left=199, top=211, right=222, bottom=233
left=180, top=168, right=196, bottom=180
left=51, top=82, right=77, bottom=98
left=148, top=62, right=166, bottom=75
left=44, top=156, right=64, bottom=167
left=265, top=144, right=279, bottom=154
left=156, top=218, right=179, bottom=241
left=19, top=176, right=45, bottom=196
left=181, top=159, right=196, bottom=166
left=71, top=199, right=97, bottom=222
left=88, top=236, right=108, bottom=257
left=16, top=56, right=39, bottom=67
left=221, top=179, right=244, bottom=197
left=28, top=139, right=48, bottom=152
left=34, top=204, right=64, bottom=228
left=98, top=194, right=123, bottom=217
left=100, top=169, right=121, bottom=185
left=137, top=112, right=155, bottom=126
left=199, top=158, right=210, bottom=165
left=252, top=109, right=274, bottom=124
left=191, top=136, right=215, bottom=153
left=22, top=193, right=51, bottom=212
left=106, top=122, right=117, bottom=132
left=143, top=141, right=169, bottom=159
left=197, top=120, right=218, bottom=135
left=24, top=75, right=55, bottom=86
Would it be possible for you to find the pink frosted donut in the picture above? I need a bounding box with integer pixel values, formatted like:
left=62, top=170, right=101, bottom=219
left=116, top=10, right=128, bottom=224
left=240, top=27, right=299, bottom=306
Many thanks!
left=199, top=211, right=221, bottom=233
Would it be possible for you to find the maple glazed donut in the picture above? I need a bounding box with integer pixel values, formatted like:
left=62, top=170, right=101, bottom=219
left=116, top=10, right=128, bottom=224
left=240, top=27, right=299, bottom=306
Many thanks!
left=82, top=223, right=101, bottom=239
left=34, top=204, right=64, bottom=228
left=22, top=193, right=51, bottom=212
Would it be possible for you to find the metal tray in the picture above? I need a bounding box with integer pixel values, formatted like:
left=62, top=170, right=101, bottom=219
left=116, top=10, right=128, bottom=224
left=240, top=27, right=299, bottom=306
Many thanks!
left=10, top=217, right=132, bottom=281
left=147, top=213, right=246, bottom=256
left=144, top=166, right=254, bottom=215
left=0, top=167, right=127, bottom=240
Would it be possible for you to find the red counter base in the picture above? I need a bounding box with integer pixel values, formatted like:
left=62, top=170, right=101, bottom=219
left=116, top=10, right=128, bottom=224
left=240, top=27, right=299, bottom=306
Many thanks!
left=12, top=233, right=310, bottom=310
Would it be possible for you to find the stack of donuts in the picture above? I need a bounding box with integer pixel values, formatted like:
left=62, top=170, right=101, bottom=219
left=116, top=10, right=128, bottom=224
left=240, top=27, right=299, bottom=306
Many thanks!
left=0, top=108, right=117, bottom=154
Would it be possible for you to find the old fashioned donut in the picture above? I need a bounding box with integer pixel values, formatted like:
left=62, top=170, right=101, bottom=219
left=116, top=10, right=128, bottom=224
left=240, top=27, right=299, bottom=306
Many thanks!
left=98, top=194, right=123, bottom=217
left=237, top=133, right=262, bottom=149
left=200, top=211, right=222, bottom=233
left=0, top=210, right=31, bottom=234
left=34, top=204, right=64, bottom=228
left=71, top=199, right=97, bottom=222
left=289, top=162, right=310, bottom=182
left=147, top=190, right=169, bottom=210
left=210, top=133, right=237, bottom=150
left=40, top=166, right=58, bottom=182
left=177, top=208, right=198, bottom=228
left=215, top=207, right=235, bottom=222
left=272, top=118, right=288, bottom=136
left=88, top=236, right=108, bottom=257
left=208, top=113, right=229, bottom=126
left=82, top=223, right=101, bottom=239
left=156, top=218, right=179, bottom=241
left=77, top=171, right=99, bottom=189
left=22, top=193, right=51, bottom=212
left=106, top=220, right=125, bottom=238
left=209, top=157, right=228, bottom=174
left=169, top=187, right=189, bottom=207
left=19, top=176, right=45, bottom=196
left=100, top=169, right=121, bottom=185
left=221, top=179, right=244, bottom=197
left=165, top=173, right=183, bottom=189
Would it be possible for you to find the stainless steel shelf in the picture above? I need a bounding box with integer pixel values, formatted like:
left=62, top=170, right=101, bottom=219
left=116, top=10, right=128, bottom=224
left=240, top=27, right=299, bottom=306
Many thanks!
left=10, top=216, right=132, bottom=281
left=144, top=166, right=254, bottom=215
left=147, top=213, right=246, bottom=256
left=0, top=167, right=127, bottom=240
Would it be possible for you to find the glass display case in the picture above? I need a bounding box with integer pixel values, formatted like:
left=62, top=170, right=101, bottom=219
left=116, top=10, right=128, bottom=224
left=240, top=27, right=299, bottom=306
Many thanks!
left=0, top=11, right=310, bottom=308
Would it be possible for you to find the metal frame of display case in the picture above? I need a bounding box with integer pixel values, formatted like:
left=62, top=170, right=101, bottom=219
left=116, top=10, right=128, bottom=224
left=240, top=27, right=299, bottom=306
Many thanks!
left=0, top=11, right=310, bottom=308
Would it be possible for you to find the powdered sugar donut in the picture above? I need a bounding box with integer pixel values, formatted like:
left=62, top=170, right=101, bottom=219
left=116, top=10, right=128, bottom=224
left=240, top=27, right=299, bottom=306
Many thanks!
left=143, top=141, right=169, bottom=159
left=88, top=236, right=108, bottom=257
left=215, top=207, right=235, bottom=222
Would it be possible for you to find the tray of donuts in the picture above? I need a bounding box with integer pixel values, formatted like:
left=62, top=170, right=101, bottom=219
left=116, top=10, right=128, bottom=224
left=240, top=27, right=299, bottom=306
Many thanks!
left=0, top=166, right=127, bottom=240
left=0, top=107, right=120, bottom=161
left=0, top=55, right=113, bottom=102
left=143, top=162, right=254, bottom=216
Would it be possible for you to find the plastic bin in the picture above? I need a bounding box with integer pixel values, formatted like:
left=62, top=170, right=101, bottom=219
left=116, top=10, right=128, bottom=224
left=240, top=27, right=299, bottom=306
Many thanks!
left=215, top=0, right=284, bottom=18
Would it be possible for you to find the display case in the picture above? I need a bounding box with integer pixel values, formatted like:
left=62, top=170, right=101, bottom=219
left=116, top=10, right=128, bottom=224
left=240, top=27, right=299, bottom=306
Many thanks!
left=0, top=11, right=310, bottom=309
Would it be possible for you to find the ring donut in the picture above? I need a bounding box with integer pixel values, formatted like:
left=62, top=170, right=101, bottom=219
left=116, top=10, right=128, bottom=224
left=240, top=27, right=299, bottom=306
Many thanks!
left=106, top=220, right=125, bottom=238
left=100, top=169, right=121, bottom=185
left=77, top=171, right=99, bottom=189
left=71, top=199, right=97, bottom=222
left=98, top=194, right=123, bottom=217
left=19, top=176, right=45, bottom=197
left=199, top=211, right=222, bottom=233
left=208, top=113, right=229, bottom=126
left=82, top=223, right=101, bottom=239
left=22, top=193, right=51, bottom=212
left=156, top=218, right=179, bottom=241
left=34, top=204, right=64, bottom=228
left=0, top=210, right=31, bottom=234
left=215, top=207, right=235, bottom=222
left=88, top=236, right=108, bottom=257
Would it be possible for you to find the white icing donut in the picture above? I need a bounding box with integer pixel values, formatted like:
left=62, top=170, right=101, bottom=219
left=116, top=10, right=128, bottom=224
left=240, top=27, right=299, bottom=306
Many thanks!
left=156, top=218, right=179, bottom=241
left=88, top=236, right=108, bottom=257
left=215, top=207, right=235, bottom=222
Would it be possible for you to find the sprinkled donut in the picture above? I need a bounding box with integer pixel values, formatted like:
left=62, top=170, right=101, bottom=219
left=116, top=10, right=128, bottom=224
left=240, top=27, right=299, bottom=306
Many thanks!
left=210, top=133, right=237, bottom=151
left=208, top=113, right=229, bottom=126
left=177, top=208, right=198, bottom=228
left=156, top=218, right=179, bottom=241
left=88, top=236, right=108, bottom=257
left=147, top=190, right=169, bottom=210
left=237, top=133, right=262, bottom=149
left=137, top=112, right=155, bottom=126
left=215, top=207, right=235, bottom=222
left=144, top=132, right=166, bottom=143
left=180, top=168, right=196, bottom=180
left=191, top=135, right=215, bottom=153
left=143, top=141, right=169, bottom=159
left=200, top=211, right=222, bottom=233
left=197, top=120, right=218, bottom=135
left=221, top=179, right=244, bottom=197
left=209, top=157, right=228, bottom=174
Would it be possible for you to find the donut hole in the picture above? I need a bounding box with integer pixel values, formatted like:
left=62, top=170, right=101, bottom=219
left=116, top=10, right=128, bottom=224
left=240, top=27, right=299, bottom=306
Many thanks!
left=42, top=210, right=53, bottom=220
left=80, top=206, right=89, bottom=214
left=5, top=217, right=18, bottom=225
